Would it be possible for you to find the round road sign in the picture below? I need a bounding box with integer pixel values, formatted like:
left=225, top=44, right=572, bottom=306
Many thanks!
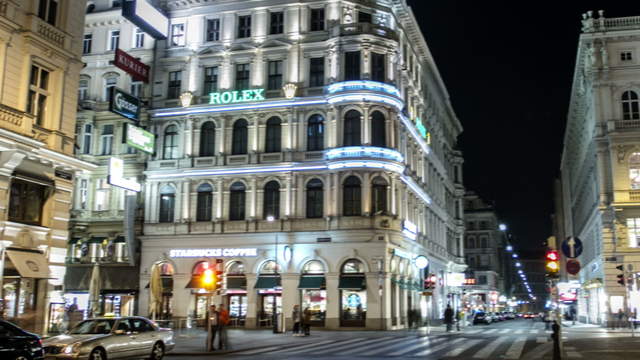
left=566, top=259, right=581, bottom=275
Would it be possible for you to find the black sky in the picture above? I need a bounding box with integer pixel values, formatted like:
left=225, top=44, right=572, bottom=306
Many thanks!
left=407, top=1, right=637, bottom=252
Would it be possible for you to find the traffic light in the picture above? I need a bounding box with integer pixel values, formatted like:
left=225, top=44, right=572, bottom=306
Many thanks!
left=201, top=268, right=218, bottom=291
left=616, top=265, right=625, bottom=287
left=545, top=250, right=559, bottom=277
left=424, top=274, right=437, bottom=290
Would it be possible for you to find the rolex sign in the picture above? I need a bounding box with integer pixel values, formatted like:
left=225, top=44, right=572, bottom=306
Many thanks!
left=110, top=87, right=140, bottom=121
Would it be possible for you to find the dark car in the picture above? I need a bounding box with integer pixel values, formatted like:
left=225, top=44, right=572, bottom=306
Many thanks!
left=473, top=311, right=491, bottom=325
left=0, top=320, right=44, bottom=360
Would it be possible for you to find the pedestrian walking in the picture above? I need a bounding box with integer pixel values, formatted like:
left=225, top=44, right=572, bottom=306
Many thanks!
left=206, top=305, right=219, bottom=351
left=456, top=309, right=465, bottom=331
left=617, top=308, right=626, bottom=329
left=302, top=307, right=312, bottom=336
left=218, top=304, right=230, bottom=350
left=444, top=304, right=454, bottom=332
left=292, top=305, right=301, bottom=336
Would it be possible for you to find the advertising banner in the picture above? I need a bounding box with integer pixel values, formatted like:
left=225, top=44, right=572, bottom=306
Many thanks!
left=109, top=87, right=140, bottom=121
left=114, top=48, right=150, bottom=83
left=126, top=123, right=154, bottom=154
left=123, top=0, right=168, bottom=40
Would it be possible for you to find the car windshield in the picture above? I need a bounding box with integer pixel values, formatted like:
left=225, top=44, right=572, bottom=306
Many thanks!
left=69, top=319, right=116, bottom=334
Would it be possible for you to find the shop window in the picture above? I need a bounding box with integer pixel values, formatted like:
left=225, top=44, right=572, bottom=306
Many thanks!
left=622, top=90, right=640, bottom=120
left=370, top=111, right=386, bottom=147
left=300, top=260, right=326, bottom=325
left=306, top=178, right=323, bottom=218
left=199, top=121, right=216, bottom=156
left=371, top=177, right=388, bottom=214
left=344, top=51, right=361, bottom=81
left=263, top=181, right=280, bottom=219
left=307, top=114, right=324, bottom=151
left=229, top=182, right=246, bottom=220
left=163, top=125, right=179, bottom=159
left=260, top=260, right=280, bottom=274
left=265, top=117, right=281, bottom=153
left=196, top=183, right=213, bottom=222
left=343, top=110, right=361, bottom=146
left=339, top=259, right=366, bottom=327
left=302, top=260, right=325, bottom=274
left=343, top=176, right=361, bottom=216
left=159, top=185, right=175, bottom=223
left=8, top=179, right=46, bottom=225
left=232, top=119, right=248, bottom=155
left=227, top=261, right=245, bottom=275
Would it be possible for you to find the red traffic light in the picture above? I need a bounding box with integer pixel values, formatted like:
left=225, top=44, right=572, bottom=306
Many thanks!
left=546, top=250, right=559, bottom=261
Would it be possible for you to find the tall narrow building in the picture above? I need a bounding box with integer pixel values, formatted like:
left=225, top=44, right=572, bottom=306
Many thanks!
left=0, top=0, right=94, bottom=333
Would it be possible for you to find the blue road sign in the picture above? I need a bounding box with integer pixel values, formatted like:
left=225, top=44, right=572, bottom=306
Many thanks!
left=561, top=237, right=583, bottom=259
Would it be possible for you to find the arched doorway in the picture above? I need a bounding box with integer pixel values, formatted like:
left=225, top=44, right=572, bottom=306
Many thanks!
left=225, top=261, right=247, bottom=326
left=300, top=260, right=327, bottom=326
left=255, top=260, right=281, bottom=328
left=339, top=259, right=367, bottom=327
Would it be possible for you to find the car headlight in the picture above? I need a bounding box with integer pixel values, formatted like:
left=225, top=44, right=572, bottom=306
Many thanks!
left=64, top=342, right=82, bottom=354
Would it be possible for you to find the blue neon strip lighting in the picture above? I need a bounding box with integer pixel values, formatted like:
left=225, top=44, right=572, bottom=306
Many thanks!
left=153, top=98, right=326, bottom=117
left=326, top=81, right=402, bottom=98
left=325, top=146, right=404, bottom=162
left=399, top=113, right=431, bottom=155
left=327, top=160, right=405, bottom=173
left=148, top=164, right=328, bottom=179
left=327, top=93, right=403, bottom=110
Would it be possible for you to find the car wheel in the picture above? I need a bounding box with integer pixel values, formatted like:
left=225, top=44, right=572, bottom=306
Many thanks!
left=89, top=348, right=106, bottom=360
left=14, top=355, right=30, bottom=360
left=149, top=342, right=164, bottom=360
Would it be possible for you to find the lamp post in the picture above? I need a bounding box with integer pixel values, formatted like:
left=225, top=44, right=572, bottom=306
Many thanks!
left=267, top=216, right=280, bottom=333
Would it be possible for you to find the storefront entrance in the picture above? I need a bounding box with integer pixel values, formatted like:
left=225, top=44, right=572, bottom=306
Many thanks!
left=301, top=290, right=326, bottom=326
left=258, top=291, right=281, bottom=328
left=226, top=292, right=247, bottom=326
left=103, top=293, right=135, bottom=317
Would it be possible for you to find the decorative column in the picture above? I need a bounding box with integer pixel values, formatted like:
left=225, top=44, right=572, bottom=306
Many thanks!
left=244, top=274, right=258, bottom=329
left=365, top=272, right=382, bottom=330
left=362, top=107, right=370, bottom=145
left=218, top=117, right=227, bottom=165
left=281, top=273, right=298, bottom=331
left=250, top=178, right=258, bottom=219
left=296, top=175, right=304, bottom=218
left=324, top=173, right=331, bottom=217
left=182, top=180, right=191, bottom=221
left=216, top=179, right=223, bottom=219
left=285, top=175, right=292, bottom=217
left=327, top=106, right=338, bottom=148
left=362, top=172, right=371, bottom=215
left=184, top=117, right=194, bottom=158
left=362, top=46, right=371, bottom=80
left=325, top=272, right=340, bottom=329
left=332, top=172, right=340, bottom=216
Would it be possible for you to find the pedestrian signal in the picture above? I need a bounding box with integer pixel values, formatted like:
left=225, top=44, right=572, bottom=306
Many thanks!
left=545, top=250, right=560, bottom=277
left=616, top=265, right=625, bottom=287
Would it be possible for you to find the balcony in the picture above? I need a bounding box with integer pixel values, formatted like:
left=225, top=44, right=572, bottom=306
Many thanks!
left=326, top=80, right=403, bottom=111
left=0, top=104, right=34, bottom=135
left=614, top=189, right=640, bottom=203
left=331, top=23, right=399, bottom=41
left=325, top=146, right=404, bottom=162
left=605, top=119, right=640, bottom=132
left=25, top=14, right=70, bottom=52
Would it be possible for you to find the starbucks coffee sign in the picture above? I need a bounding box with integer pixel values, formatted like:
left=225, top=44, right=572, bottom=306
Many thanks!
left=209, top=89, right=265, bottom=105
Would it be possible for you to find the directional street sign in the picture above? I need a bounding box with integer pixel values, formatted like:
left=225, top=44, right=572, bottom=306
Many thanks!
left=566, top=259, right=581, bottom=275
left=561, top=236, right=583, bottom=259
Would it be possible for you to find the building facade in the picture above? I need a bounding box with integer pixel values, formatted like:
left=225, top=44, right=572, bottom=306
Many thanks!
left=559, top=11, right=640, bottom=324
left=0, top=0, right=95, bottom=334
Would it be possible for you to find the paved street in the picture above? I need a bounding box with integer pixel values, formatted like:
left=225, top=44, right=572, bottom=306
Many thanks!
left=164, top=319, right=640, bottom=359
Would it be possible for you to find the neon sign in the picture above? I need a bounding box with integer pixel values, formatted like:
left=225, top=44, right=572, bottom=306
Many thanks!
left=415, top=117, right=427, bottom=138
left=169, top=248, right=258, bottom=258
left=209, top=89, right=265, bottom=105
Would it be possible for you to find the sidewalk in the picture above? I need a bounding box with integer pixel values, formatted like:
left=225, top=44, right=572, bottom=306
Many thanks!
left=561, top=320, right=640, bottom=334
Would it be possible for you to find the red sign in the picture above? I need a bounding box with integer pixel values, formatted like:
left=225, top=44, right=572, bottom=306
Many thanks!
left=566, top=259, right=581, bottom=275
left=463, top=278, right=476, bottom=285
left=114, top=48, right=150, bottom=83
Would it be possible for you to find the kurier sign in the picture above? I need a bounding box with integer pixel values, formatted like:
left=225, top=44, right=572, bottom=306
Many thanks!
left=114, top=48, right=150, bottom=83
left=110, top=87, right=140, bottom=121
left=126, top=123, right=154, bottom=154
left=209, top=89, right=265, bottom=105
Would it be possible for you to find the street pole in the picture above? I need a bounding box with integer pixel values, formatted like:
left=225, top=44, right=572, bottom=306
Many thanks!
left=551, top=277, right=563, bottom=360
left=273, top=231, right=279, bottom=334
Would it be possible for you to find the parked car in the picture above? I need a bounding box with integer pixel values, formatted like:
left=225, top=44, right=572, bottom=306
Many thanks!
left=0, top=320, right=44, bottom=360
left=504, top=311, right=515, bottom=320
left=490, top=312, right=503, bottom=321
left=473, top=311, right=492, bottom=325
left=43, top=316, right=174, bottom=360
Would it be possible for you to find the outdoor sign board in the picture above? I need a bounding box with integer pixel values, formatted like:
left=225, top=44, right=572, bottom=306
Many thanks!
left=114, top=48, right=150, bottom=83
left=123, top=0, right=168, bottom=40
left=561, top=236, right=583, bottom=259
left=126, top=123, right=154, bottom=154
left=209, top=89, right=265, bottom=105
left=107, top=157, right=141, bottom=192
left=109, top=87, right=140, bottom=121
left=169, top=248, right=258, bottom=258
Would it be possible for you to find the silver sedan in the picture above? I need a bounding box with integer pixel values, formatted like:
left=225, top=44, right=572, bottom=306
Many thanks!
left=43, top=316, right=174, bottom=360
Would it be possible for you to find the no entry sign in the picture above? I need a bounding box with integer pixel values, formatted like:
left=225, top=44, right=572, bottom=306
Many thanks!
left=566, top=259, right=581, bottom=275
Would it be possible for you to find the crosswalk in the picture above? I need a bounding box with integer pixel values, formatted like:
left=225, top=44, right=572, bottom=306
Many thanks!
left=230, top=331, right=562, bottom=359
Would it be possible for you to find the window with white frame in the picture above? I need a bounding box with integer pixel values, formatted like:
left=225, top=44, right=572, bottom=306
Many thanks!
left=622, top=91, right=640, bottom=120
left=27, top=64, right=50, bottom=126
left=100, top=124, right=114, bottom=155
left=109, top=30, right=120, bottom=51
left=130, top=81, right=143, bottom=98
left=78, top=78, right=89, bottom=102
left=626, top=218, right=640, bottom=247
left=79, top=179, right=88, bottom=210
left=167, top=71, right=182, bottom=99
left=621, top=51, right=633, bottom=62
left=94, top=178, right=110, bottom=211
left=83, top=34, right=92, bottom=54
left=171, top=24, right=185, bottom=46
left=630, top=153, right=640, bottom=189
left=82, top=123, right=93, bottom=154
left=203, top=66, right=218, bottom=94
left=133, top=28, right=145, bottom=48
left=104, top=75, right=118, bottom=101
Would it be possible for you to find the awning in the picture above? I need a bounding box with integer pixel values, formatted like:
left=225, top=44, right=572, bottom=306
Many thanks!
left=338, top=275, right=366, bottom=290
left=298, top=276, right=325, bottom=289
left=5, top=249, right=51, bottom=279
left=185, top=276, right=200, bottom=289
left=254, top=276, right=281, bottom=289
left=227, top=276, right=247, bottom=289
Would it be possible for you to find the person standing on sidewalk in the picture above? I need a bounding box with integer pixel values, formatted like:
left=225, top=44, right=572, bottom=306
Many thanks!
left=206, top=305, right=219, bottom=351
left=218, top=304, right=230, bottom=350
left=456, top=309, right=465, bottom=331
left=444, top=305, right=454, bottom=332
left=292, top=305, right=301, bottom=336
left=302, top=307, right=312, bottom=336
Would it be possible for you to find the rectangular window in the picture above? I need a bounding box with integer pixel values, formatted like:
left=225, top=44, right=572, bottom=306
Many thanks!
left=8, top=179, right=46, bottom=225
left=105, top=77, right=117, bottom=101
left=27, top=65, right=50, bottom=126
left=167, top=71, right=182, bottom=99
left=344, top=51, right=361, bottom=81
left=235, top=64, right=250, bottom=90
left=83, top=34, right=92, bottom=54
left=267, top=60, right=283, bottom=91
left=130, top=81, right=143, bottom=98
left=109, top=30, right=120, bottom=51
left=134, top=28, right=145, bottom=48
left=358, top=11, right=372, bottom=23
left=82, top=124, right=92, bottom=154
left=270, top=12, right=284, bottom=35
left=237, top=15, right=252, bottom=38
left=171, top=24, right=185, bottom=46
left=37, top=0, right=58, bottom=26
left=101, top=124, right=114, bottom=155
left=309, top=58, right=324, bottom=87
left=621, top=51, right=633, bottom=62
left=203, top=66, right=219, bottom=94
left=310, top=8, right=325, bottom=31
left=94, top=179, right=109, bottom=211
left=206, top=18, right=220, bottom=42
left=78, top=79, right=89, bottom=101
left=627, top=218, right=640, bottom=247
left=159, top=194, right=175, bottom=222
left=79, top=179, right=88, bottom=210
left=371, top=53, right=385, bottom=82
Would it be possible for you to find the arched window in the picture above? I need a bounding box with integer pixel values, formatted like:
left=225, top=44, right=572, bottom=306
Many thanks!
left=371, top=177, right=388, bottom=214
left=303, top=260, right=325, bottom=274
left=163, top=125, right=178, bottom=159
left=196, top=183, right=213, bottom=222
left=199, top=121, right=216, bottom=156
left=159, top=185, right=175, bottom=223
left=104, top=73, right=119, bottom=101
left=260, top=260, right=280, bottom=274
left=265, top=117, right=281, bottom=153
left=342, top=259, right=364, bottom=274
left=307, top=114, right=324, bottom=151
left=630, top=153, right=640, bottom=189
left=226, top=261, right=245, bottom=275
left=159, top=262, right=175, bottom=276
left=229, top=182, right=246, bottom=220
left=192, top=261, right=210, bottom=275
left=370, top=111, right=386, bottom=147
left=263, top=181, right=280, bottom=219
left=343, top=110, right=361, bottom=146
left=232, top=119, right=248, bottom=155
left=343, top=176, right=361, bottom=216
left=306, top=178, right=323, bottom=218
left=623, top=91, right=640, bottom=120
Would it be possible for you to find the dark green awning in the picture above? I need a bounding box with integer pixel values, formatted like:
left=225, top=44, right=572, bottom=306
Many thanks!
left=254, top=276, right=281, bottom=289
left=113, top=236, right=126, bottom=243
left=227, top=276, right=247, bottom=289
left=338, top=276, right=366, bottom=290
left=298, top=276, right=325, bottom=289
left=88, top=237, right=106, bottom=244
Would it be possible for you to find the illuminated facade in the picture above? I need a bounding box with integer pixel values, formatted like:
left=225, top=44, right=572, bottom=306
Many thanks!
left=559, top=11, right=640, bottom=324
left=138, top=0, right=465, bottom=330
left=0, top=1, right=95, bottom=333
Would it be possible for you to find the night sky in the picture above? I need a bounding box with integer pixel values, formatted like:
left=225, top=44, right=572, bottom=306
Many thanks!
left=407, top=1, right=637, bottom=254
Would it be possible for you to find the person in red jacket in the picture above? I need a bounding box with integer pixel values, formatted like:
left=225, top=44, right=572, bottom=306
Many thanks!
left=218, top=304, right=230, bottom=350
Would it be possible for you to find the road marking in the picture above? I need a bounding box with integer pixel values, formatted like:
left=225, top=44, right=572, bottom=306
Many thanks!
left=526, top=343, right=551, bottom=359
left=466, top=329, right=481, bottom=334
left=504, top=336, right=527, bottom=359
left=358, top=337, right=419, bottom=356
left=536, top=336, right=548, bottom=343
left=287, top=337, right=373, bottom=354
left=472, top=337, right=505, bottom=359
left=484, top=329, right=498, bottom=334
left=514, top=329, right=524, bottom=334
left=442, top=339, right=481, bottom=357
left=388, top=336, right=446, bottom=356
left=530, top=329, right=539, bottom=334
left=266, top=339, right=337, bottom=354
left=498, top=329, right=510, bottom=334
left=233, top=345, right=283, bottom=355
left=414, top=337, right=465, bottom=356
left=270, top=337, right=365, bottom=354
left=340, top=336, right=399, bottom=355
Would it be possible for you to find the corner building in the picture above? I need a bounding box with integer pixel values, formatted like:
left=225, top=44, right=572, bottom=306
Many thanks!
left=140, top=0, right=465, bottom=330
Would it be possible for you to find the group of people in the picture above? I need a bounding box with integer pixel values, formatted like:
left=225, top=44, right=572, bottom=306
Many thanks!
left=291, top=305, right=312, bottom=336
left=443, top=304, right=467, bottom=332
left=207, top=304, right=231, bottom=351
